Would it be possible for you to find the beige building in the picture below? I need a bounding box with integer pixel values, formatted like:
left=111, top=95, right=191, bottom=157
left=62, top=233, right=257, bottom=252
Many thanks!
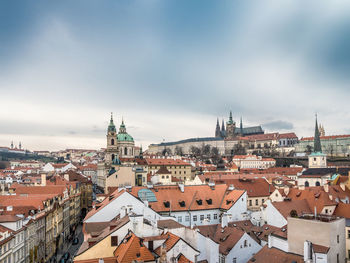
left=288, top=216, right=346, bottom=263
left=146, top=158, right=193, bottom=181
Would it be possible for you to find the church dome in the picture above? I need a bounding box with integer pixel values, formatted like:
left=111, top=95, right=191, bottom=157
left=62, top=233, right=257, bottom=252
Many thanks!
left=117, top=133, right=134, bottom=142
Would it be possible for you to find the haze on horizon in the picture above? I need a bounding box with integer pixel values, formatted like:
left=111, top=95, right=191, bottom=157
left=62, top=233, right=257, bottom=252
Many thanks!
left=1, top=0, right=350, bottom=151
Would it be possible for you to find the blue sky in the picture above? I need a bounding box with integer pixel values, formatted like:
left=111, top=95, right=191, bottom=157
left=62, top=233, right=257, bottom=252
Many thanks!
left=1, top=0, right=350, bottom=150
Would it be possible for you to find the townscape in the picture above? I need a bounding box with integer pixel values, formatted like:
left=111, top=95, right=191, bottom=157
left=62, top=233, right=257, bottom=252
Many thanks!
left=1, top=113, right=350, bottom=263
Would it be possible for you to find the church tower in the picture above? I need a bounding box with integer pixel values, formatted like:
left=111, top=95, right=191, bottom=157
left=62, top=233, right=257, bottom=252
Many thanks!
left=225, top=111, right=236, bottom=139
left=308, top=114, right=327, bottom=168
left=106, top=113, right=119, bottom=163
left=215, top=118, right=221, bottom=138
left=221, top=119, right=225, bottom=138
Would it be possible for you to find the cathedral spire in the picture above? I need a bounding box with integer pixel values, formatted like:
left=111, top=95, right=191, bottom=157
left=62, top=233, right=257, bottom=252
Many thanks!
left=215, top=118, right=221, bottom=137
left=227, top=111, right=234, bottom=125
left=314, top=114, right=322, bottom=153
left=240, top=116, right=243, bottom=130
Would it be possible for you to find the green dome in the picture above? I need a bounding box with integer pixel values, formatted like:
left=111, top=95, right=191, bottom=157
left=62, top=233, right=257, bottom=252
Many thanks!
left=117, top=133, right=134, bottom=142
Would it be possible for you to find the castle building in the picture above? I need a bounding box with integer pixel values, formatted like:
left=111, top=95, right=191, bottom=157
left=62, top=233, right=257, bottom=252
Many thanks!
left=148, top=111, right=264, bottom=155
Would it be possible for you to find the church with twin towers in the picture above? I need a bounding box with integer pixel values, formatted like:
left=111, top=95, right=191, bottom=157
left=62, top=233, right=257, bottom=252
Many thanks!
left=148, top=111, right=264, bottom=155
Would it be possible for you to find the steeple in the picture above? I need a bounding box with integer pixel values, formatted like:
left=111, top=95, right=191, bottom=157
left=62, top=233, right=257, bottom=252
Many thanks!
left=10, top=141, right=13, bottom=149
left=240, top=116, right=243, bottom=131
left=108, top=112, right=116, bottom=133
left=215, top=118, right=221, bottom=137
left=119, top=117, right=127, bottom=134
left=227, top=111, right=234, bottom=125
left=314, top=114, right=322, bottom=153
left=221, top=118, right=225, bottom=136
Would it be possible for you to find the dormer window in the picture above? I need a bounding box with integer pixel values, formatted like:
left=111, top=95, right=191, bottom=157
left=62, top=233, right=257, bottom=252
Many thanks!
left=206, top=198, right=212, bottom=205
left=179, top=201, right=186, bottom=207
left=196, top=199, right=202, bottom=205
left=163, top=201, right=170, bottom=208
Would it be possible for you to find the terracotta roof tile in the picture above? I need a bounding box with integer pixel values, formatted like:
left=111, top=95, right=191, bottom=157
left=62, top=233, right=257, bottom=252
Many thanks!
left=248, top=245, right=303, bottom=263
left=114, top=232, right=155, bottom=263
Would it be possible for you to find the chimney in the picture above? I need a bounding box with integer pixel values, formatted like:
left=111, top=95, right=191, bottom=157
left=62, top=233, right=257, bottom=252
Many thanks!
left=340, top=183, right=345, bottom=191
left=221, top=213, right=228, bottom=228
left=41, top=174, right=46, bottom=186
left=178, top=183, right=184, bottom=193
left=64, top=173, right=69, bottom=181
left=323, top=184, right=329, bottom=193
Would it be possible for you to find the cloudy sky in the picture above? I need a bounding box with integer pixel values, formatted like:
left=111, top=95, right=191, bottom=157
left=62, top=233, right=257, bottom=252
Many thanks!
left=1, top=0, right=350, bottom=151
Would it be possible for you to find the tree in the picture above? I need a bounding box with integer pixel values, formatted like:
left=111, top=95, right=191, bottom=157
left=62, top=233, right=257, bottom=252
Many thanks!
left=211, top=147, right=220, bottom=164
left=161, top=148, right=172, bottom=156
left=305, top=145, right=313, bottom=155
left=201, top=144, right=211, bottom=157
left=190, top=146, right=201, bottom=157
left=174, top=146, right=183, bottom=156
left=341, top=146, right=348, bottom=157
left=232, top=143, right=246, bottom=156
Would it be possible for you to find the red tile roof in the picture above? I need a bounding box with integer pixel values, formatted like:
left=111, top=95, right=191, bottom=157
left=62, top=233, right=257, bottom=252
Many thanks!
left=248, top=245, right=303, bottom=263
left=114, top=232, right=155, bottom=263
left=197, top=224, right=245, bottom=255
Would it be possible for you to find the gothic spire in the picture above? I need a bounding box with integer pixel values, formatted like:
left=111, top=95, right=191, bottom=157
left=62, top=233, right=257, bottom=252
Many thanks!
left=221, top=118, right=225, bottom=132
left=240, top=116, right=243, bottom=130
left=215, top=118, right=221, bottom=137
left=314, top=114, right=322, bottom=153
left=227, top=110, right=234, bottom=125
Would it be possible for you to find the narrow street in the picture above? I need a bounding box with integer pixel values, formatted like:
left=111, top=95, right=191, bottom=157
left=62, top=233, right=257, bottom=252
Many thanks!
left=56, top=224, right=84, bottom=262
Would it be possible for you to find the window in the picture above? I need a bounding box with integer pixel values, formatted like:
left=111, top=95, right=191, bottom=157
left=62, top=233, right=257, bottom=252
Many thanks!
left=214, top=214, right=218, bottom=220
left=193, top=215, right=197, bottom=221
left=219, top=255, right=225, bottom=263
left=185, top=215, right=190, bottom=222
left=162, top=176, right=165, bottom=179
left=232, top=258, right=237, bottom=263
left=111, top=139, right=114, bottom=145
left=249, top=200, right=252, bottom=206
left=337, top=235, right=339, bottom=243
left=244, top=240, right=248, bottom=247
left=178, top=216, right=182, bottom=222
left=200, top=215, right=204, bottom=221
left=325, top=209, right=328, bottom=214
left=348, top=230, right=350, bottom=239
left=255, top=199, right=258, bottom=205
left=337, top=253, right=339, bottom=263
left=207, top=214, right=211, bottom=220
left=262, top=199, right=265, bottom=204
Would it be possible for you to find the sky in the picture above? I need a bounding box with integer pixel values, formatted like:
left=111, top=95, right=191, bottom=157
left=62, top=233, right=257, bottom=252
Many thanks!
left=1, top=0, right=350, bottom=151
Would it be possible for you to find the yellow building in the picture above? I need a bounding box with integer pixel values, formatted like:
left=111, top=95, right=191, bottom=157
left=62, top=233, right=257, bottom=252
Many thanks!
left=146, top=158, right=193, bottom=181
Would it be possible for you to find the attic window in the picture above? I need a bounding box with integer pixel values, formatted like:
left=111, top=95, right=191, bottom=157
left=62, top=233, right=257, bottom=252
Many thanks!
left=226, top=200, right=231, bottom=205
left=163, top=201, right=170, bottom=208
left=196, top=199, right=202, bottom=205
left=206, top=198, right=212, bottom=205
left=179, top=201, right=186, bottom=207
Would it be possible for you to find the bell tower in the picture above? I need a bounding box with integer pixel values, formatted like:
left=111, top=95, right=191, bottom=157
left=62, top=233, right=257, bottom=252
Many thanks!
left=225, top=111, right=236, bottom=139
left=106, top=113, right=118, bottom=163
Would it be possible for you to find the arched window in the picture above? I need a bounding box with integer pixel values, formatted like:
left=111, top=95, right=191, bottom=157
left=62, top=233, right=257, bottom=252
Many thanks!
left=124, top=147, right=127, bottom=156
left=305, top=181, right=309, bottom=187
left=112, top=154, right=115, bottom=161
left=111, top=139, right=114, bottom=145
left=315, top=181, right=320, bottom=186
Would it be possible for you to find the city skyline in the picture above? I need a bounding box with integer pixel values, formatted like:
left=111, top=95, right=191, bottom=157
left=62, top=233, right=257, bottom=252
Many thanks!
left=1, top=1, right=350, bottom=150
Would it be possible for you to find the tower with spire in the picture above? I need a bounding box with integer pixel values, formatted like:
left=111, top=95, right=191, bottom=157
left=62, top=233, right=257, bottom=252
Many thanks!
left=225, top=111, right=236, bottom=139
left=221, top=119, right=225, bottom=138
left=215, top=118, right=221, bottom=138
left=308, top=114, right=327, bottom=169
left=106, top=113, right=119, bottom=163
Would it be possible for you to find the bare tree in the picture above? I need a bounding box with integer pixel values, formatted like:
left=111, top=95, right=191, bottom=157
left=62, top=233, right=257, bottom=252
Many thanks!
left=190, top=146, right=201, bottom=157
left=174, top=146, right=183, bottom=156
